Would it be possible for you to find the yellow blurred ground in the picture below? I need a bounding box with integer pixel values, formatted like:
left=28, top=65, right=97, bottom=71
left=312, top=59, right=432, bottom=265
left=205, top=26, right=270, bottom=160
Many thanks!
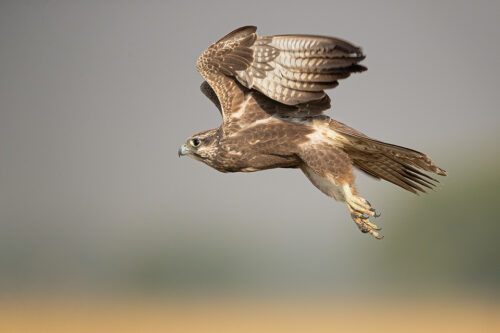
left=1, top=296, right=499, bottom=333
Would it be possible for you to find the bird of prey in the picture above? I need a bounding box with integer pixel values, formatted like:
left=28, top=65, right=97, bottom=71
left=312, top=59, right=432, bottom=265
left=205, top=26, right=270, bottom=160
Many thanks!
left=179, top=26, right=446, bottom=239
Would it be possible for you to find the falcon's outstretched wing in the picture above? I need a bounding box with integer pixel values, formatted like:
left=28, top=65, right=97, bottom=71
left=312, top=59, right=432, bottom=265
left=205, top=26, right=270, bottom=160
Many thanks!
left=196, top=26, right=366, bottom=123
left=237, top=31, right=366, bottom=105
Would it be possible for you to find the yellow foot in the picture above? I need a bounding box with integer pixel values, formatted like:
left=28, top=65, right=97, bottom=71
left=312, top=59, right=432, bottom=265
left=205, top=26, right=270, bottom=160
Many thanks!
left=343, top=185, right=383, bottom=239
left=347, top=203, right=383, bottom=239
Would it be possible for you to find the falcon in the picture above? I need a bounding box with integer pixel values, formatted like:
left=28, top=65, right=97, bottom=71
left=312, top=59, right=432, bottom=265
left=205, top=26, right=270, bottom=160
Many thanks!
left=178, top=26, right=446, bottom=239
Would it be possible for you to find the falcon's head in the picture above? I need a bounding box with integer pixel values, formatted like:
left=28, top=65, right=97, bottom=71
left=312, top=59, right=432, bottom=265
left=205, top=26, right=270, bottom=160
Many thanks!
left=178, top=128, right=220, bottom=165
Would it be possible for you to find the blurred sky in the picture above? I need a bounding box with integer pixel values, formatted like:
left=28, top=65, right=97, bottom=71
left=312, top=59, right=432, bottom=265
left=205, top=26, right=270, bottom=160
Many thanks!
left=0, top=0, right=499, bottom=296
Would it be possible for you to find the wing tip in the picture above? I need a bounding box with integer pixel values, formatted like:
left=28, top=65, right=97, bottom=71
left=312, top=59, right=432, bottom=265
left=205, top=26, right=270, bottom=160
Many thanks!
left=217, top=25, right=257, bottom=43
left=436, top=168, right=447, bottom=176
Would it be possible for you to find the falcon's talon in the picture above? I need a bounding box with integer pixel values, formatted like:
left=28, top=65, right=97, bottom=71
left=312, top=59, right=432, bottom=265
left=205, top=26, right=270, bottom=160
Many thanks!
left=345, top=190, right=383, bottom=239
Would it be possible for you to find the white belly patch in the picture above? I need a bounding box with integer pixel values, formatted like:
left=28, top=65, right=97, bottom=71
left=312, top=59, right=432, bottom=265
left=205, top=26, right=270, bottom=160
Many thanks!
left=301, top=165, right=345, bottom=201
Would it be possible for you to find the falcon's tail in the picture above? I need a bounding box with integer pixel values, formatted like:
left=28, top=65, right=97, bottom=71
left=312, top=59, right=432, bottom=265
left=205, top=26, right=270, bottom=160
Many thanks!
left=330, top=120, right=446, bottom=194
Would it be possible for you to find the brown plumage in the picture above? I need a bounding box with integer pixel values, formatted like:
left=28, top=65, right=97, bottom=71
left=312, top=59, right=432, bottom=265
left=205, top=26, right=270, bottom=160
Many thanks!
left=179, top=26, right=446, bottom=239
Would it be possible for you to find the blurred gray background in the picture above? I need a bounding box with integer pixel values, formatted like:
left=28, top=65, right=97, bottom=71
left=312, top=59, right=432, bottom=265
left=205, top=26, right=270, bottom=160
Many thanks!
left=0, top=0, right=498, bottom=296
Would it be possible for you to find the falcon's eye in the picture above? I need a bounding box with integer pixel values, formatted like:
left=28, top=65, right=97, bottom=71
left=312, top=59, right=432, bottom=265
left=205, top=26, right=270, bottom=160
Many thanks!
left=191, top=138, right=201, bottom=147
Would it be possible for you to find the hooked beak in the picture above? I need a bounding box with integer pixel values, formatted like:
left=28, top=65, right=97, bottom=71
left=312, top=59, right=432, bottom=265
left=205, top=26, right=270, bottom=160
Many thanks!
left=178, top=144, right=189, bottom=157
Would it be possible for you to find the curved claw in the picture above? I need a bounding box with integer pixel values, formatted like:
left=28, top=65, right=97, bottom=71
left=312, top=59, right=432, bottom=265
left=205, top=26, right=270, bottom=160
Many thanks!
left=346, top=196, right=383, bottom=239
left=368, top=229, right=384, bottom=240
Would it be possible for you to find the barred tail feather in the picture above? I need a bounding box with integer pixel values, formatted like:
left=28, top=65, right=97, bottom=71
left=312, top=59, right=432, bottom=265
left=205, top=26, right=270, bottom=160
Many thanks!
left=330, top=120, right=446, bottom=194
